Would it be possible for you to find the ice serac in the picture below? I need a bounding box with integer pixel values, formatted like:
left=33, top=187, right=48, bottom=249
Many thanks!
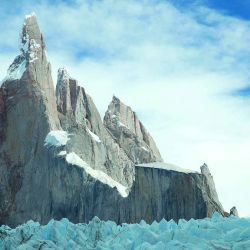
left=2, top=215, right=250, bottom=249
left=0, top=13, right=60, bottom=225
left=104, top=96, right=163, bottom=164
left=56, top=68, right=134, bottom=186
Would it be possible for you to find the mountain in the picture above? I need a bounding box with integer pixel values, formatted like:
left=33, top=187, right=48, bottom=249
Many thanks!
left=0, top=14, right=224, bottom=227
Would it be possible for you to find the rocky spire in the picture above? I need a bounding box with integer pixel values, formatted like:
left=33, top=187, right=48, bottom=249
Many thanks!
left=200, top=163, right=224, bottom=213
left=20, top=13, right=45, bottom=63
left=56, top=67, right=74, bottom=115
left=56, top=69, right=135, bottom=187
left=0, top=13, right=60, bottom=164
left=103, top=96, right=163, bottom=164
left=2, top=13, right=45, bottom=84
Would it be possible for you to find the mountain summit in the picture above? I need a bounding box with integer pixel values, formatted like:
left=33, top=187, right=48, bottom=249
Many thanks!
left=104, top=95, right=162, bottom=164
left=0, top=14, right=224, bottom=227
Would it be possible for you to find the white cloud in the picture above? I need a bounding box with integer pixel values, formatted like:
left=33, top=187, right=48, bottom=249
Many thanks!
left=1, top=0, right=250, bottom=216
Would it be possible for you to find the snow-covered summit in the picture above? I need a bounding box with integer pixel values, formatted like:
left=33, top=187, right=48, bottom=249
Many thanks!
left=137, top=162, right=197, bottom=174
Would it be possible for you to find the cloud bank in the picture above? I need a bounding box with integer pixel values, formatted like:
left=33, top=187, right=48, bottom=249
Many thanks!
left=1, top=0, right=250, bottom=216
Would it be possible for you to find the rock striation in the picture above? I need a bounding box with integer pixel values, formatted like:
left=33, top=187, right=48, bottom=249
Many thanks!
left=0, top=14, right=225, bottom=227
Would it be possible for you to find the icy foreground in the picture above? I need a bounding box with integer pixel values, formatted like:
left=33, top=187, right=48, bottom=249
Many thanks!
left=1, top=213, right=250, bottom=250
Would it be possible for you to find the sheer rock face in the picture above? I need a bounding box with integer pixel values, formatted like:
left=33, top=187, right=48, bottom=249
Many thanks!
left=0, top=88, right=5, bottom=142
left=0, top=14, right=60, bottom=225
left=125, top=164, right=224, bottom=223
left=0, top=13, right=60, bottom=164
left=55, top=68, right=134, bottom=187
left=0, top=14, right=225, bottom=227
left=199, top=163, right=223, bottom=215
left=104, top=96, right=163, bottom=164
left=5, top=155, right=221, bottom=225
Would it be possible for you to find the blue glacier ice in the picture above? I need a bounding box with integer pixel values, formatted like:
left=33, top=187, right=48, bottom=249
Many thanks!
left=0, top=213, right=250, bottom=249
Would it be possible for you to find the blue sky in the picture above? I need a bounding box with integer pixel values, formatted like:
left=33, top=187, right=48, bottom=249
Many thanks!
left=1, top=0, right=250, bottom=216
left=168, top=0, right=250, bottom=20
left=203, top=0, right=250, bottom=20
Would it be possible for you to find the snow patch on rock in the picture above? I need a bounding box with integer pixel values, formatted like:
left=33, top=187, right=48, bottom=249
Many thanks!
left=87, top=128, right=101, bottom=143
left=29, top=39, right=41, bottom=62
left=141, top=146, right=149, bottom=152
left=137, top=162, right=197, bottom=174
left=66, top=152, right=127, bottom=197
left=44, top=130, right=70, bottom=147
left=119, top=121, right=127, bottom=128
left=58, top=151, right=67, bottom=157
left=1, top=59, right=26, bottom=84
left=0, top=60, right=26, bottom=86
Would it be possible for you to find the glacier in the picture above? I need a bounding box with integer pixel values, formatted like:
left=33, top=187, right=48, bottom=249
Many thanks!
left=0, top=213, right=250, bottom=250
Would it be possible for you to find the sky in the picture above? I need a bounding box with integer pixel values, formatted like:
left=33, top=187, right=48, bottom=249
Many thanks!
left=0, top=0, right=250, bottom=216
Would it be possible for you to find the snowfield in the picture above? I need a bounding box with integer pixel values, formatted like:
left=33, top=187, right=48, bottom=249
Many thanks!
left=0, top=213, right=250, bottom=249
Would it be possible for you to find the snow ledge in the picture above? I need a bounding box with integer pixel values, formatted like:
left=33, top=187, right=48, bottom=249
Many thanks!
left=136, top=162, right=197, bottom=174
left=66, top=152, right=128, bottom=197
